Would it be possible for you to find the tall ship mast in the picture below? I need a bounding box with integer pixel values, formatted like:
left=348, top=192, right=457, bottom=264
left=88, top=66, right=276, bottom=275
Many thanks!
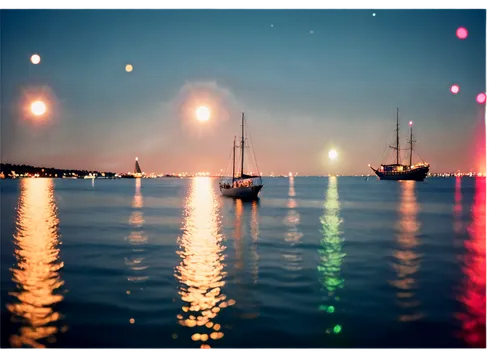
left=369, top=108, right=430, bottom=181
left=219, top=113, right=263, bottom=199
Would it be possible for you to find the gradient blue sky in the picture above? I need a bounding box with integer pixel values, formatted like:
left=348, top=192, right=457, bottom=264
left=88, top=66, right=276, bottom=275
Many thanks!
left=1, top=9, right=486, bottom=175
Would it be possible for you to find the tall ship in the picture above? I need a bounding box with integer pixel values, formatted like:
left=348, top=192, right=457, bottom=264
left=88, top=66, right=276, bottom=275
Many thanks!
left=370, top=108, right=430, bottom=181
left=219, top=113, right=263, bottom=199
left=122, top=157, right=144, bottom=178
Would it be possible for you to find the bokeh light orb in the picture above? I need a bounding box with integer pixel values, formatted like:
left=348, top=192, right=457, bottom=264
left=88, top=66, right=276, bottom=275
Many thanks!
left=30, top=100, right=46, bottom=116
left=450, top=84, right=460, bottom=94
left=196, top=106, right=211, bottom=122
left=456, top=27, right=468, bottom=40
left=125, top=64, right=133, bottom=72
left=476, top=92, right=486, bottom=104
left=31, top=54, right=41, bottom=65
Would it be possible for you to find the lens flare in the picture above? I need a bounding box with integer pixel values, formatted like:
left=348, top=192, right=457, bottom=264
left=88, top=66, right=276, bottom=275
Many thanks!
left=476, top=93, right=486, bottom=105
left=31, top=101, right=47, bottom=116
left=30, top=54, right=41, bottom=65
left=451, top=84, right=460, bottom=94
left=456, top=27, right=468, bottom=40
left=196, top=106, right=211, bottom=122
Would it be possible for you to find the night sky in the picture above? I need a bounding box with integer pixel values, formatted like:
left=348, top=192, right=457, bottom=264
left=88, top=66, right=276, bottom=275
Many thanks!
left=1, top=9, right=486, bottom=175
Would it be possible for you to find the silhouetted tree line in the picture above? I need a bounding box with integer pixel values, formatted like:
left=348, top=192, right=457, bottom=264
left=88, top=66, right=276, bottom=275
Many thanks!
left=0, top=163, right=116, bottom=178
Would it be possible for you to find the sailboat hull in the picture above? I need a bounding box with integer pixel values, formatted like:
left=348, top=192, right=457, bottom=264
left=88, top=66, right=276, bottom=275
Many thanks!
left=372, top=166, right=429, bottom=181
left=220, top=185, right=263, bottom=199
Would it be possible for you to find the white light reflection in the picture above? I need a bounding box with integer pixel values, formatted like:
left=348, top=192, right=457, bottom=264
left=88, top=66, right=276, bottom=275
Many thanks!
left=390, top=181, right=423, bottom=323
left=283, top=175, right=303, bottom=271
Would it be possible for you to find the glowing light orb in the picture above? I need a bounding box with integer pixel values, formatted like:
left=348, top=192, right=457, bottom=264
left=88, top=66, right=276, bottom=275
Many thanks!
left=309, top=30, right=314, bottom=34
left=271, top=24, right=274, bottom=27
left=125, top=64, right=133, bottom=72
left=328, top=149, right=338, bottom=160
left=136, top=157, right=139, bottom=161
left=456, top=27, right=468, bottom=40
left=196, top=106, right=210, bottom=122
left=333, top=325, right=342, bottom=334
left=30, top=54, right=41, bottom=65
left=373, top=13, right=376, bottom=17
left=30, top=100, right=46, bottom=116
left=450, top=84, right=460, bottom=94
left=476, top=93, right=486, bottom=104
left=409, top=121, right=413, bottom=126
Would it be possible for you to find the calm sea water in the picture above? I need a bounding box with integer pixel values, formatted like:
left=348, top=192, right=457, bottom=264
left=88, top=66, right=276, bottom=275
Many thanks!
left=0, top=176, right=485, bottom=348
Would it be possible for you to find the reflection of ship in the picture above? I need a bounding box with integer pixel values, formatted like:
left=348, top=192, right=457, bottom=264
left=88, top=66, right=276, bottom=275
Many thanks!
left=283, top=176, right=303, bottom=272
left=219, top=113, right=263, bottom=199
left=390, top=181, right=423, bottom=323
left=125, top=178, right=148, bottom=309
left=175, top=177, right=231, bottom=348
left=122, top=157, right=144, bottom=178
left=318, top=177, right=345, bottom=335
left=6, top=179, right=67, bottom=348
left=370, top=108, right=430, bottom=181
left=232, top=199, right=260, bottom=320
left=456, top=177, right=485, bottom=347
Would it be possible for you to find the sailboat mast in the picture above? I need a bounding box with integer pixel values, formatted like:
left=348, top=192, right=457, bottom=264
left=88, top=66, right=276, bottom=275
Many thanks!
left=396, top=107, right=400, bottom=165
left=409, top=124, right=413, bottom=167
left=240, top=112, right=245, bottom=176
left=232, top=136, right=236, bottom=182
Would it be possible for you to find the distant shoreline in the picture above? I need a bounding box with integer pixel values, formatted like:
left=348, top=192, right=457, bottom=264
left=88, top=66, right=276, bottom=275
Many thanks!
left=0, top=163, right=485, bottom=179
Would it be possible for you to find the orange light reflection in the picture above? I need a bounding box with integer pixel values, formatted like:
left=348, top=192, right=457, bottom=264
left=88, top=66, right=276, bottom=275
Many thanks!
left=126, top=178, right=148, bottom=289
left=6, top=178, right=66, bottom=348
left=453, top=177, right=463, bottom=234
left=175, top=177, right=228, bottom=347
left=390, top=181, right=423, bottom=323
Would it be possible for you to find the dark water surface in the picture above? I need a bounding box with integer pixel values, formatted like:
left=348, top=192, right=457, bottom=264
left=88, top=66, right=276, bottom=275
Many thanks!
left=0, top=176, right=485, bottom=348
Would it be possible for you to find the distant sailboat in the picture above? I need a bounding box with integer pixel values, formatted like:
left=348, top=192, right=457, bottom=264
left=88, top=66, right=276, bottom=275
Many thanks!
left=219, top=113, right=263, bottom=199
left=122, top=157, right=144, bottom=178
left=370, top=108, right=430, bottom=181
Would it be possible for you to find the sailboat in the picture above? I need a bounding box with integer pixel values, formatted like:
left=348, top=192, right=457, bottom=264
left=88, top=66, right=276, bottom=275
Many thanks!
left=122, top=157, right=144, bottom=178
left=219, top=113, right=263, bottom=199
left=370, top=108, right=430, bottom=181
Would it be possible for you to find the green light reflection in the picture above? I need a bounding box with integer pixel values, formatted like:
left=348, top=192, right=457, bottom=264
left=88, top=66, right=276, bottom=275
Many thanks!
left=318, top=176, right=345, bottom=335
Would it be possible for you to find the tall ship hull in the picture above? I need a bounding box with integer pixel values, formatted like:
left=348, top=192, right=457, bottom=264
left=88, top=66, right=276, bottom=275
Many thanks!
left=219, top=113, right=263, bottom=200
left=371, top=165, right=429, bottom=181
left=370, top=108, right=430, bottom=181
